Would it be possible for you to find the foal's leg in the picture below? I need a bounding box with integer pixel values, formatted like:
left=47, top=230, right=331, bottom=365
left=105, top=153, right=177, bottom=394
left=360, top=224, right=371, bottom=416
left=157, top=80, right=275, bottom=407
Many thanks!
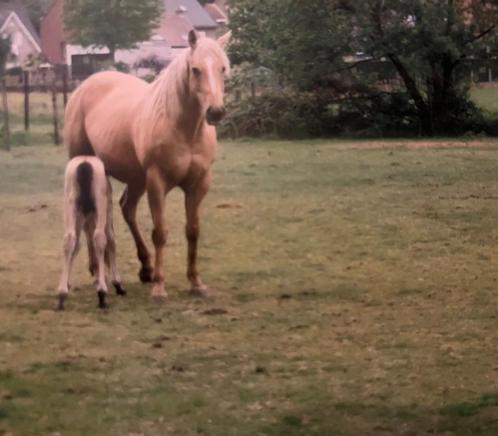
left=120, top=182, right=153, bottom=283
left=84, top=220, right=98, bottom=278
left=184, top=173, right=211, bottom=297
left=93, top=194, right=109, bottom=309
left=57, top=212, right=82, bottom=310
left=105, top=179, right=126, bottom=296
left=146, top=167, right=169, bottom=299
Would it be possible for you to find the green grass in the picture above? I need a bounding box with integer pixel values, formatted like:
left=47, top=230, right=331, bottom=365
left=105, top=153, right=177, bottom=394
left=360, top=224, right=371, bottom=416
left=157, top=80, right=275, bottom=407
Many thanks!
left=1, top=140, right=498, bottom=434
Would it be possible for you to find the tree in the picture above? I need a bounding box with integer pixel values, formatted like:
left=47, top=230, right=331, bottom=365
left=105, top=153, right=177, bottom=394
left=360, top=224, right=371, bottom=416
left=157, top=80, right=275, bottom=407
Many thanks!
left=229, top=0, right=498, bottom=135
left=64, top=0, right=163, bottom=61
left=24, top=0, right=53, bottom=32
left=337, top=0, right=498, bottom=134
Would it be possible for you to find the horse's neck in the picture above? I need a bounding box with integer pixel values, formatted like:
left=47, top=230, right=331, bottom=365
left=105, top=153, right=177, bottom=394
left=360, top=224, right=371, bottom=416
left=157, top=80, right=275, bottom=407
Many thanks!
left=177, top=95, right=205, bottom=140
left=157, top=89, right=206, bottom=142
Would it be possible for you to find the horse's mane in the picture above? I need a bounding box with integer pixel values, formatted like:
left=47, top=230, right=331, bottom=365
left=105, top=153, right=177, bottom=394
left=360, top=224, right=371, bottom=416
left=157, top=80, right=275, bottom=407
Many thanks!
left=145, top=38, right=230, bottom=125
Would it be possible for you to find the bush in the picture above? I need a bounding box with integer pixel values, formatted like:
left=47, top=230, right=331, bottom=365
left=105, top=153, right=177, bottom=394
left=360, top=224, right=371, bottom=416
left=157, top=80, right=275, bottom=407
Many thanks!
left=220, top=90, right=325, bottom=139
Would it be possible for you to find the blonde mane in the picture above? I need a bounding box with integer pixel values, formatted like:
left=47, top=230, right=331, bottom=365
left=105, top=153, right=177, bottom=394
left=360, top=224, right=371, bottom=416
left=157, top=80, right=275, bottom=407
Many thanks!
left=144, top=37, right=231, bottom=125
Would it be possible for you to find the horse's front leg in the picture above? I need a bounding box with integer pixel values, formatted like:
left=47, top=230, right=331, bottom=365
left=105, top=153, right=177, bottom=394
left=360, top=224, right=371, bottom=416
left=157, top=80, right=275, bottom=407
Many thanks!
left=185, top=172, right=211, bottom=297
left=146, top=167, right=169, bottom=299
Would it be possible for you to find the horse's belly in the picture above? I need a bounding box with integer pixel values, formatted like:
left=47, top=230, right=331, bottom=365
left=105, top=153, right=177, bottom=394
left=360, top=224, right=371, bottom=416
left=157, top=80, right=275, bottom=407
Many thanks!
left=94, top=142, right=143, bottom=184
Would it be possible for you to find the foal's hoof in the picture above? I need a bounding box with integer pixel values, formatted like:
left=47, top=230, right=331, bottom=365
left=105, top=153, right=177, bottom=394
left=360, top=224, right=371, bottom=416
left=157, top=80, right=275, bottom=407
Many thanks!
left=97, top=290, right=109, bottom=310
left=113, top=281, right=127, bottom=296
left=189, top=285, right=210, bottom=298
left=139, top=267, right=153, bottom=283
left=56, top=294, right=67, bottom=311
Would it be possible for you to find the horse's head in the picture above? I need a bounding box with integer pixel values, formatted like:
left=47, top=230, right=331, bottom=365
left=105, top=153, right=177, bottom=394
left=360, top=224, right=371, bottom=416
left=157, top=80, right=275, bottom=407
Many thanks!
left=187, top=30, right=231, bottom=126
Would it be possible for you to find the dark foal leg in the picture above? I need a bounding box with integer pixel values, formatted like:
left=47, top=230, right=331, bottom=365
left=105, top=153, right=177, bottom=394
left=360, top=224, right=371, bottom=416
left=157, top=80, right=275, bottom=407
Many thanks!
left=120, top=183, right=153, bottom=283
left=184, top=172, right=211, bottom=297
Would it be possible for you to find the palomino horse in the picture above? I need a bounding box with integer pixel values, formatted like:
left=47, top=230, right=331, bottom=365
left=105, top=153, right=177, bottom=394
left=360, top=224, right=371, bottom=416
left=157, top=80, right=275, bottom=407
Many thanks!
left=64, top=31, right=230, bottom=299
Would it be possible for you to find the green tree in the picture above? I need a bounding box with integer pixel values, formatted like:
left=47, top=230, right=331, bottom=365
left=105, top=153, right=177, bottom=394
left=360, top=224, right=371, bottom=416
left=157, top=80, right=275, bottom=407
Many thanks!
left=64, top=0, right=163, bottom=61
left=229, top=0, right=498, bottom=135
left=24, top=0, right=53, bottom=32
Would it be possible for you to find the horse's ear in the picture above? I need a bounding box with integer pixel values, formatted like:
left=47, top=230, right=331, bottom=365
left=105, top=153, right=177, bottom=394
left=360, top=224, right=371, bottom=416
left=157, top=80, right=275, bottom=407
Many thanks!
left=188, top=30, right=198, bottom=49
left=217, top=31, right=231, bottom=50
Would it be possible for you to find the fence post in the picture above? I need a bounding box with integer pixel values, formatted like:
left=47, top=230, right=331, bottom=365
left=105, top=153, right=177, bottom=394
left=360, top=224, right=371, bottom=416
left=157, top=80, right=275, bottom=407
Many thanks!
left=23, top=70, right=30, bottom=131
left=1, top=76, right=10, bottom=151
left=62, top=64, right=68, bottom=107
left=51, top=75, right=60, bottom=146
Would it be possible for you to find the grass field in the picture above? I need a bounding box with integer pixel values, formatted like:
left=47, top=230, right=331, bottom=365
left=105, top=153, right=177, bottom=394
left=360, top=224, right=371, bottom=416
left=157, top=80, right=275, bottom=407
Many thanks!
left=0, top=139, right=498, bottom=435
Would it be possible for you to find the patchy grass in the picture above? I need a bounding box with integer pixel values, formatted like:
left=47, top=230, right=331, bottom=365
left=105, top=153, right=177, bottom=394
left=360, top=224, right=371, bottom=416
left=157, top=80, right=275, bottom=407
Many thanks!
left=1, top=140, right=498, bottom=434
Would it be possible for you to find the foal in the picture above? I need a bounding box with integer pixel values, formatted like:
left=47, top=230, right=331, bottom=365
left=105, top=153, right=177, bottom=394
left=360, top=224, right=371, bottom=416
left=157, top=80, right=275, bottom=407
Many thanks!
left=57, top=156, right=125, bottom=310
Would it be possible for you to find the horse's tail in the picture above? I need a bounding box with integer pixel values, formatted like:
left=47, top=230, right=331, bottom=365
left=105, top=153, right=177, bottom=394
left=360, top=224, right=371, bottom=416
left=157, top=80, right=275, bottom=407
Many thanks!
left=76, top=161, right=96, bottom=215
left=65, top=84, right=95, bottom=158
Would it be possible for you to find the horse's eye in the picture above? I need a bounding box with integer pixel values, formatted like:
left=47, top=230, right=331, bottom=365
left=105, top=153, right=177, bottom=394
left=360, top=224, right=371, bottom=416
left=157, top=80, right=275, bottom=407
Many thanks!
left=221, top=66, right=226, bottom=74
left=192, top=67, right=201, bottom=77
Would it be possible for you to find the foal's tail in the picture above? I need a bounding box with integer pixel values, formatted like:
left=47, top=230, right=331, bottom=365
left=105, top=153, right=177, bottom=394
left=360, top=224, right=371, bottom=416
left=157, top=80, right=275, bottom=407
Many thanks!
left=76, top=162, right=96, bottom=215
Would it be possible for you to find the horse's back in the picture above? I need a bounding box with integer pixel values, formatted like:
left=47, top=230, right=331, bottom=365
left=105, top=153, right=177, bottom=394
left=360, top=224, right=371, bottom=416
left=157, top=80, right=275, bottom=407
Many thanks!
left=65, top=72, right=149, bottom=181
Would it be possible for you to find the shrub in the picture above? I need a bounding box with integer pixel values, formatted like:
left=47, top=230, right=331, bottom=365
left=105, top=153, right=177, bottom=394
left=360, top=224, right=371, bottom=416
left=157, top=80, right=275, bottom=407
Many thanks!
left=220, top=90, right=324, bottom=139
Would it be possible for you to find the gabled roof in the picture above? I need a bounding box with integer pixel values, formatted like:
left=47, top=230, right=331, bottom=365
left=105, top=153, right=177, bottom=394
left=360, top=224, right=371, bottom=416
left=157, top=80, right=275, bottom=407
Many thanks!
left=157, top=12, right=192, bottom=48
left=204, top=3, right=228, bottom=24
left=164, top=0, right=217, bottom=29
left=0, top=0, right=41, bottom=47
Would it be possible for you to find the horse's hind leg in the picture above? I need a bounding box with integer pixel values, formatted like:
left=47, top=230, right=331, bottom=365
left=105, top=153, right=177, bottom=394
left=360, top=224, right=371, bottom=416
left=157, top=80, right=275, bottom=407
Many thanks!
left=120, top=182, right=153, bottom=283
left=184, top=173, right=211, bottom=297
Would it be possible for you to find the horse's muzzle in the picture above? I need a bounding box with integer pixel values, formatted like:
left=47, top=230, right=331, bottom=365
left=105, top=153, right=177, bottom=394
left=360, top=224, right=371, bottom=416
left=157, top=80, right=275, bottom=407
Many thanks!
left=206, top=106, right=226, bottom=125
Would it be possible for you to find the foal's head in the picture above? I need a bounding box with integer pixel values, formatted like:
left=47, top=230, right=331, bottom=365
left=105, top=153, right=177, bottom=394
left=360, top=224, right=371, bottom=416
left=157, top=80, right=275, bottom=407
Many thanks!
left=186, top=30, right=231, bottom=126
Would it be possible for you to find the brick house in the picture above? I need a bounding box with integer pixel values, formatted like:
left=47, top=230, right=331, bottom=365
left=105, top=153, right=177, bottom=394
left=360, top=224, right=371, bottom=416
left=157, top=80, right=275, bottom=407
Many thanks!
left=41, top=0, right=220, bottom=79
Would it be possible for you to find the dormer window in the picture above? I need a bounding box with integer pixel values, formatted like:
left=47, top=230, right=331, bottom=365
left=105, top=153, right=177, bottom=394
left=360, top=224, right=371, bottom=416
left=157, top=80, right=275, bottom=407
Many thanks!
left=176, top=5, right=187, bottom=13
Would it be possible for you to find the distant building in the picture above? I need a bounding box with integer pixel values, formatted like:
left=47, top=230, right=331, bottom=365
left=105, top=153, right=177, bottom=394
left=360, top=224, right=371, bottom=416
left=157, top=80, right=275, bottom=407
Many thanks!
left=41, top=0, right=221, bottom=79
left=0, top=0, right=41, bottom=68
left=204, top=0, right=229, bottom=36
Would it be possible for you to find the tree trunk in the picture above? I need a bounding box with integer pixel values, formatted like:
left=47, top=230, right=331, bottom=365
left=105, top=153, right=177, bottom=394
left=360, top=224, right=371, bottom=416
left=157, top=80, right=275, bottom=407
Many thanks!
left=1, top=76, right=11, bottom=151
left=387, top=54, right=433, bottom=135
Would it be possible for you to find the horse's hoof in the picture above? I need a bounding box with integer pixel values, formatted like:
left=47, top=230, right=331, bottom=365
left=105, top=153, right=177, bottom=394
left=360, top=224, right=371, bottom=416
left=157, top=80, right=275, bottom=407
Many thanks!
left=151, top=283, right=168, bottom=302
left=97, top=290, right=109, bottom=310
left=139, top=267, right=153, bottom=283
left=190, top=286, right=210, bottom=298
left=151, top=294, right=168, bottom=304
left=113, top=281, right=127, bottom=296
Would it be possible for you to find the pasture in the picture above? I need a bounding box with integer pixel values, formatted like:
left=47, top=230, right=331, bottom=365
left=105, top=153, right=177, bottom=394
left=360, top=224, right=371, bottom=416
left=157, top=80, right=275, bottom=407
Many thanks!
left=1, top=139, right=498, bottom=435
